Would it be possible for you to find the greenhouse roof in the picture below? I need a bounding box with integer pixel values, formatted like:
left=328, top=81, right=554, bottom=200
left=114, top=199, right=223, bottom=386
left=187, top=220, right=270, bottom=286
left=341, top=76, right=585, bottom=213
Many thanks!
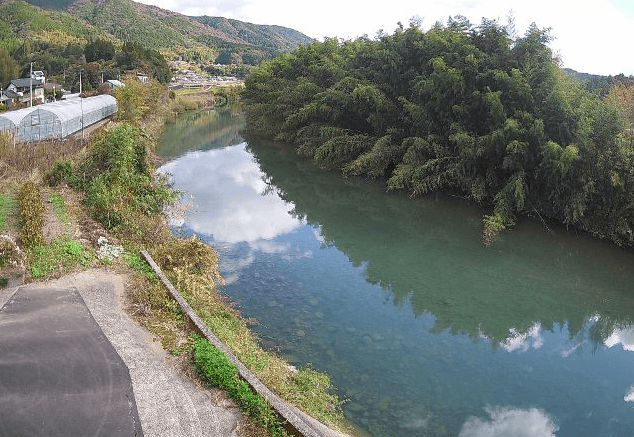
left=34, top=94, right=117, bottom=124
left=0, top=106, right=36, bottom=127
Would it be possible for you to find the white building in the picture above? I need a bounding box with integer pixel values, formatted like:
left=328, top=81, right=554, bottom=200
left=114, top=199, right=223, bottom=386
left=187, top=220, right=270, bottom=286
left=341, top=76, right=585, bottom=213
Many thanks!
left=31, top=70, right=45, bottom=84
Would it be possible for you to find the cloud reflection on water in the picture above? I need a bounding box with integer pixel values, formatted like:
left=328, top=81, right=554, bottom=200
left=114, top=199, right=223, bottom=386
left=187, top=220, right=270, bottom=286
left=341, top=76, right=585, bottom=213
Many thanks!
left=604, top=326, right=634, bottom=351
left=500, top=322, right=544, bottom=352
left=625, top=386, right=634, bottom=402
left=459, top=406, right=558, bottom=437
left=160, top=144, right=304, bottom=244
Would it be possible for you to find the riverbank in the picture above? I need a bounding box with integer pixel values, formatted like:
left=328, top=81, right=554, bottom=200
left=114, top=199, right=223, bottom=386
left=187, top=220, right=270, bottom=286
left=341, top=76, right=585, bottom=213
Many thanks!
left=0, top=80, right=350, bottom=437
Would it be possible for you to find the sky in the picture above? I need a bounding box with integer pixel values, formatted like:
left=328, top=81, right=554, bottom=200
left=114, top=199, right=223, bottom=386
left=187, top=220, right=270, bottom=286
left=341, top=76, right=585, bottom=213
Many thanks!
left=136, top=0, right=634, bottom=76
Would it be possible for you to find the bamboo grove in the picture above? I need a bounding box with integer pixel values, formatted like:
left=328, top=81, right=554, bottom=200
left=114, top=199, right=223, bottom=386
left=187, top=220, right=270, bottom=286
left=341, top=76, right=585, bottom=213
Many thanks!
left=242, top=18, right=634, bottom=246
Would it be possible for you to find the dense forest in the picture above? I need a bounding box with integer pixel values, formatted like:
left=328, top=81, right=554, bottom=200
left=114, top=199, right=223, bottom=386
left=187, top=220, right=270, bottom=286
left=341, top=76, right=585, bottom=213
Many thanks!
left=242, top=17, right=634, bottom=247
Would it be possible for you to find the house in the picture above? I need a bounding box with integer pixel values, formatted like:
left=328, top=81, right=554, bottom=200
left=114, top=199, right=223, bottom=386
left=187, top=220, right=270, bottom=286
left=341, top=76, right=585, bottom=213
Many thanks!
left=1, top=90, right=26, bottom=109
left=6, top=78, right=45, bottom=106
left=0, top=93, right=9, bottom=109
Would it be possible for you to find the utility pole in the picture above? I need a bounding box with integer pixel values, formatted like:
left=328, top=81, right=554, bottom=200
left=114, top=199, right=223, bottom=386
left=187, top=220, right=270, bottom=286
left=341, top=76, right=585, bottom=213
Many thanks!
left=29, top=62, right=33, bottom=107
left=80, top=69, right=84, bottom=141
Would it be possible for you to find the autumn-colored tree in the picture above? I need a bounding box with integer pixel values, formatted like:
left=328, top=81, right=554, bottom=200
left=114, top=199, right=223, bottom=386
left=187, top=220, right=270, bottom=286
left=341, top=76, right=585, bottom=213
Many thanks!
left=605, top=82, right=634, bottom=148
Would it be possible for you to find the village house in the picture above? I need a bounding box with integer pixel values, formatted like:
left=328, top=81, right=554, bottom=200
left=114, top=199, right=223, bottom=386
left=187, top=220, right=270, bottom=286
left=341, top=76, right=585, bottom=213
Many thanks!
left=3, top=78, right=45, bottom=108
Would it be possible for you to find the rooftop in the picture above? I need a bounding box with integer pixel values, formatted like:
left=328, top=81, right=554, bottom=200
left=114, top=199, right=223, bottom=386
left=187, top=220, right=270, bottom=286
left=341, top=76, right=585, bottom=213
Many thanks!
left=11, top=78, right=44, bottom=88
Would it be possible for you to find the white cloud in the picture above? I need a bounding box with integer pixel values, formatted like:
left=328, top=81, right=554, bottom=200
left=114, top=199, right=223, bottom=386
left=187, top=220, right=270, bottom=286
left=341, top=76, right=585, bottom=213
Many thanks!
left=604, top=326, right=634, bottom=351
left=500, top=322, right=544, bottom=353
left=459, top=406, right=558, bottom=437
left=138, top=0, right=634, bottom=75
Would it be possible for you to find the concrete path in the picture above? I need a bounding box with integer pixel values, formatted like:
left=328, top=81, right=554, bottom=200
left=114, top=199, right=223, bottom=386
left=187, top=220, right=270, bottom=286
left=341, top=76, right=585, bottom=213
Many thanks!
left=0, top=270, right=241, bottom=437
left=0, top=282, right=143, bottom=436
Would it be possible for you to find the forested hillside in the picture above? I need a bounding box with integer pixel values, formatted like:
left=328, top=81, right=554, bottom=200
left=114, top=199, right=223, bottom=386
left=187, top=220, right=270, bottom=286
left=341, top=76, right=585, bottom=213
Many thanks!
left=20, top=0, right=313, bottom=58
left=243, top=18, right=634, bottom=247
left=0, top=0, right=313, bottom=88
left=193, top=16, right=313, bottom=64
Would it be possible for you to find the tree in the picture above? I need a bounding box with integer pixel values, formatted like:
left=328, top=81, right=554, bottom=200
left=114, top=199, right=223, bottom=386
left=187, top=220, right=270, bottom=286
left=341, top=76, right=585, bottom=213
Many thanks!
left=115, top=41, right=171, bottom=84
left=244, top=19, right=634, bottom=247
left=85, top=39, right=115, bottom=63
left=215, top=50, right=234, bottom=65
left=0, top=47, right=19, bottom=87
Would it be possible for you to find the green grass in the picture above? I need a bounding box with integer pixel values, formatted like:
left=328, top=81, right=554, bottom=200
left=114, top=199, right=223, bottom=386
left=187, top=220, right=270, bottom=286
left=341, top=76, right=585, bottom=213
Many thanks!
left=193, top=338, right=288, bottom=437
left=0, top=193, right=17, bottom=232
left=49, top=193, right=70, bottom=225
left=29, top=237, right=95, bottom=279
left=174, top=88, right=205, bottom=96
left=126, top=253, right=156, bottom=278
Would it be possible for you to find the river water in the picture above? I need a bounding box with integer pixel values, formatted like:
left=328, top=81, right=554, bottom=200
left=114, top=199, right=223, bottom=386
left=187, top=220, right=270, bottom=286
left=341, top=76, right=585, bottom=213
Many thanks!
left=158, top=108, right=634, bottom=437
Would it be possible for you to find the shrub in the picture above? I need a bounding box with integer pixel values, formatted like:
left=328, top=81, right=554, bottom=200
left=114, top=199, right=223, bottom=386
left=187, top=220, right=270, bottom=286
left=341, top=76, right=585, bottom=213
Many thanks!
left=44, top=161, right=75, bottom=187
left=77, top=122, right=176, bottom=229
left=18, top=181, right=44, bottom=247
left=0, top=238, right=15, bottom=267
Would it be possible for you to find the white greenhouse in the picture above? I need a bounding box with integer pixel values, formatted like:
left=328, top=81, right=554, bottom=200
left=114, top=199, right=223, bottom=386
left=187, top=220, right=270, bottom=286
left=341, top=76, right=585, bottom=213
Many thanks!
left=0, top=94, right=117, bottom=142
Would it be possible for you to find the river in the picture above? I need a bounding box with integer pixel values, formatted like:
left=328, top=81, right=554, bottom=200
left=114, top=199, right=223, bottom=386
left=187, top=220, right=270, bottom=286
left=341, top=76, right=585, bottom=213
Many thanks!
left=158, top=108, right=634, bottom=437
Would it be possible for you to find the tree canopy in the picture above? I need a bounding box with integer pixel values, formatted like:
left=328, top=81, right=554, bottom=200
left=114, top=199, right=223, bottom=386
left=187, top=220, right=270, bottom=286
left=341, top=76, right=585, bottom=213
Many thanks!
left=84, top=38, right=115, bottom=63
left=0, top=47, right=19, bottom=87
left=243, top=18, right=634, bottom=247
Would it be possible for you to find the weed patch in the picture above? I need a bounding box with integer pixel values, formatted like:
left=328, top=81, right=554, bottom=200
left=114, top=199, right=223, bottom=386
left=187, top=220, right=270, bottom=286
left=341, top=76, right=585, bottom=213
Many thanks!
left=29, top=237, right=94, bottom=279
left=126, top=252, right=156, bottom=278
left=0, top=193, right=17, bottom=231
left=45, top=161, right=75, bottom=187
left=49, top=193, right=70, bottom=224
left=0, top=137, right=86, bottom=182
left=77, top=123, right=177, bottom=229
left=0, top=239, right=13, bottom=268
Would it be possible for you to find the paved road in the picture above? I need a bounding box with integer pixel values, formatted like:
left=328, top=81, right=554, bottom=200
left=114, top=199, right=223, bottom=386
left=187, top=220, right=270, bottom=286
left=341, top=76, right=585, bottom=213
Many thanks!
left=0, top=270, right=241, bottom=437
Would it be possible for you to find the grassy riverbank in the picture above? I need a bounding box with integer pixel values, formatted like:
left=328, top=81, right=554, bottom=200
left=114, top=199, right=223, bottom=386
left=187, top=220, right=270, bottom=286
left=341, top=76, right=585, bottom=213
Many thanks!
left=0, top=79, right=348, bottom=436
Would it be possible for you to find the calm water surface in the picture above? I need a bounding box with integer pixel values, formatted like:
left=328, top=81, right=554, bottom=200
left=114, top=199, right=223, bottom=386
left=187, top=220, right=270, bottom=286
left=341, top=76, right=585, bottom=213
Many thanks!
left=158, top=109, right=634, bottom=437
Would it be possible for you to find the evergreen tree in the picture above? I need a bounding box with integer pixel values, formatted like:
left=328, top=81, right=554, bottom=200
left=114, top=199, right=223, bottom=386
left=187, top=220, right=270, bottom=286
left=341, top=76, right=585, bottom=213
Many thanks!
left=0, top=47, right=19, bottom=87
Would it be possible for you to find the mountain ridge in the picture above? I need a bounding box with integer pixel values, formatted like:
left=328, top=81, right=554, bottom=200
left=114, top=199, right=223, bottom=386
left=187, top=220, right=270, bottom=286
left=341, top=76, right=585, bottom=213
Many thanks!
left=1, top=0, right=314, bottom=61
